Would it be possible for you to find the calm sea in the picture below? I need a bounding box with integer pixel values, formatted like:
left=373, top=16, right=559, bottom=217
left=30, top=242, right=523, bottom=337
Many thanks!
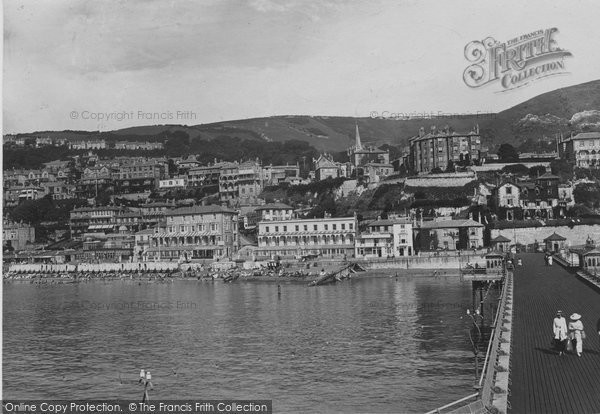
left=3, top=275, right=484, bottom=413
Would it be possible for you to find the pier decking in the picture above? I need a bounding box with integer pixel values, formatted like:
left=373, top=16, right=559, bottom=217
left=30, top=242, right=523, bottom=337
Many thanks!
left=509, top=253, right=600, bottom=414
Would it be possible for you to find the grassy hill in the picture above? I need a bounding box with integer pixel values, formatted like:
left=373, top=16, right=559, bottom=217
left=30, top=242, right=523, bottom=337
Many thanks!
left=13, top=79, right=600, bottom=153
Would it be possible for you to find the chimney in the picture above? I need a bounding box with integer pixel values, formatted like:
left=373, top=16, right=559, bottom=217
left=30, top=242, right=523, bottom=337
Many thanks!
left=431, top=125, right=437, bottom=134
left=419, top=127, right=425, bottom=137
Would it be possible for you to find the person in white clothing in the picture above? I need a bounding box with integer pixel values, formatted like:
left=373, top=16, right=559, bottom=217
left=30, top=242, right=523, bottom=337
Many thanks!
left=552, top=310, right=568, bottom=355
left=568, top=313, right=585, bottom=357
left=547, top=255, right=553, bottom=266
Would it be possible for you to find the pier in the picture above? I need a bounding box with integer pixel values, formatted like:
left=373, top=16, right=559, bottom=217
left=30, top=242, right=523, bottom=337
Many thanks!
left=428, top=252, right=600, bottom=414
left=508, top=253, right=600, bottom=414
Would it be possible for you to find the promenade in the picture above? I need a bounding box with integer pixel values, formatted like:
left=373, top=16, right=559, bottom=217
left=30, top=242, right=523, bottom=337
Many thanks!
left=509, top=253, right=600, bottom=414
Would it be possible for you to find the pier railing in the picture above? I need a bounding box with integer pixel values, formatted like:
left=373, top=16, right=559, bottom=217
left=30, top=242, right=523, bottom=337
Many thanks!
left=425, top=270, right=513, bottom=414
left=479, top=270, right=513, bottom=410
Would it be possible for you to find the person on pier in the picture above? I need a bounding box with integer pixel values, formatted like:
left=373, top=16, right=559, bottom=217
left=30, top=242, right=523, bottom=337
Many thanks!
left=568, top=313, right=585, bottom=357
left=552, top=310, right=568, bottom=356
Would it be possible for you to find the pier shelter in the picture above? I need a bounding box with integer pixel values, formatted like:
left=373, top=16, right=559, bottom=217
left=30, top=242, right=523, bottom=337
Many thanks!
left=489, top=235, right=511, bottom=252
left=543, top=232, right=566, bottom=252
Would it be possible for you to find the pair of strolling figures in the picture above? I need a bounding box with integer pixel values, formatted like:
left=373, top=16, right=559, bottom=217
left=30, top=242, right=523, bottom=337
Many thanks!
left=553, top=310, right=586, bottom=357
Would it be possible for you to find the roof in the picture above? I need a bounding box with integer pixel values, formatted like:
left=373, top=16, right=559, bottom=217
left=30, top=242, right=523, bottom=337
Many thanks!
left=537, top=173, right=559, bottom=180
left=571, top=132, right=600, bottom=140
left=165, top=205, right=237, bottom=216
left=544, top=232, right=566, bottom=241
left=367, top=218, right=411, bottom=226
left=419, top=219, right=484, bottom=229
left=255, top=203, right=293, bottom=211
left=491, top=235, right=511, bottom=243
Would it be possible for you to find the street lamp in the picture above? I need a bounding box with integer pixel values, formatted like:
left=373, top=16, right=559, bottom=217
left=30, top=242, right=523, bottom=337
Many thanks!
left=466, top=309, right=484, bottom=381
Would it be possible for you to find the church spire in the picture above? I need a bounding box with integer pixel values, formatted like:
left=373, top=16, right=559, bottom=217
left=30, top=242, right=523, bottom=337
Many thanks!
left=355, top=122, right=362, bottom=150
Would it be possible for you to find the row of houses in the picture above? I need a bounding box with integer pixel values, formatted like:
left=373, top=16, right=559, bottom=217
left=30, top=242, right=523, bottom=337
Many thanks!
left=62, top=202, right=487, bottom=264
left=494, top=173, right=574, bottom=220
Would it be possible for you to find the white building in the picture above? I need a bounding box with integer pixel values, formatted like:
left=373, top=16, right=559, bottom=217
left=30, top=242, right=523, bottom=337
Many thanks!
left=158, top=178, right=187, bottom=189
left=257, top=216, right=357, bottom=260
left=255, top=203, right=294, bottom=221
left=355, top=218, right=414, bottom=258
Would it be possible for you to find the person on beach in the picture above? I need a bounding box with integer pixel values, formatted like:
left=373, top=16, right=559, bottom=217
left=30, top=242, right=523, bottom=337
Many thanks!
left=552, top=310, right=568, bottom=356
left=568, top=313, right=585, bottom=357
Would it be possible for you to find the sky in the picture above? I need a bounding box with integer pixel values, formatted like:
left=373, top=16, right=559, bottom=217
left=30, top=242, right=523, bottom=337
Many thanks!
left=3, top=0, right=600, bottom=133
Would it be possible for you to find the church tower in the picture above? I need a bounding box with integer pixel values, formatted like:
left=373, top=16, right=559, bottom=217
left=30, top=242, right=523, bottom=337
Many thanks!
left=355, top=122, right=362, bottom=150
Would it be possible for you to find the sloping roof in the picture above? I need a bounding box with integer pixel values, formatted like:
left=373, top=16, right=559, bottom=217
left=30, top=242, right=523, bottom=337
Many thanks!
left=571, top=132, right=600, bottom=140
left=419, top=219, right=484, bottom=229
left=491, top=235, right=511, bottom=243
left=537, top=173, right=559, bottom=180
left=544, top=232, right=566, bottom=241
left=165, top=205, right=237, bottom=216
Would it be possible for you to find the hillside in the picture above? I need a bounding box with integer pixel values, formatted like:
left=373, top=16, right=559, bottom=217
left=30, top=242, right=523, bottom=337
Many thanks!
left=12, top=79, right=600, bottom=153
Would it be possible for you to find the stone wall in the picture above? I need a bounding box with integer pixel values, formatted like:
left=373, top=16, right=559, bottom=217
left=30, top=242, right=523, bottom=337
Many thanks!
left=490, top=224, right=600, bottom=247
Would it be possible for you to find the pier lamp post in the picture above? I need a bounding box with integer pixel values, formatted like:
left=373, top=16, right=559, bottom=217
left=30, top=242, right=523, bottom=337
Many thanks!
left=139, top=369, right=153, bottom=402
left=466, top=309, right=484, bottom=381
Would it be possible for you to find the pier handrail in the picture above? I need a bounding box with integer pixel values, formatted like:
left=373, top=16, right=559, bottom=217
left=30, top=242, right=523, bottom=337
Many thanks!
left=423, top=392, right=479, bottom=414
left=478, top=271, right=507, bottom=387
left=480, top=270, right=512, bottom=407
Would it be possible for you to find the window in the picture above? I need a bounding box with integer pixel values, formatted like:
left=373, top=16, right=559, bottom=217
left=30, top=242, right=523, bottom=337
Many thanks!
left=349, top=223, right=354, bottom=230
left=265, top=226, right=270, bottom=233
left=295, top=225, right=299, bottom=231
left=275, top=226, right=279, bottom=232
left=283, top=226, right=287, bottom=232
left=341, top=223, right=346, bottom=230
left=333, top=224, right=337, bottom=230
left=324, top=224, right=328, bottom=230
left=506, top=186, right=512, bottom=194
left=314, top=225, right=318, bottom=231
left=180, top=225, right=185, bottom=232
left=304, top=225, right=308, bottom=231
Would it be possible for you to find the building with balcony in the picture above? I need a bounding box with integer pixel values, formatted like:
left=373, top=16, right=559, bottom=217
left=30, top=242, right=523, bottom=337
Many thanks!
left=257, top=216, right=357, bottom=260
left=145, top=205, right=239, bottom=262
left=558, top=131, right=600, bottom=167
left=262, top=163, right=300, bottom=186
left=409, top=125, right=481, bottom=173
left=69, top=206, right=132, bottom=237
left=188, top=163, right=222, bottom=187
left=219, top=162, right=239, bottom=204
left=355, top=218, right=414, bottom=259
left=237, top=161, right=263, bottom=205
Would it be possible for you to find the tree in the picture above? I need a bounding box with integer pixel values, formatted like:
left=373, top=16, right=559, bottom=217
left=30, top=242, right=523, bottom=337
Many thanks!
left=498, top=143, right=519, bottom=162
left=501, top=164, right=529, bottom=176
left=529, top=165, right=546, bottom=177
left=445, top=160, right=456, bottom=173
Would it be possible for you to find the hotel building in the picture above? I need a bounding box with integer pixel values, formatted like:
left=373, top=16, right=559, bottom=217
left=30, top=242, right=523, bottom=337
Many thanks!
left=257, top=216, right=357, bottom=260
left=145, top=205, right=239, bottom=261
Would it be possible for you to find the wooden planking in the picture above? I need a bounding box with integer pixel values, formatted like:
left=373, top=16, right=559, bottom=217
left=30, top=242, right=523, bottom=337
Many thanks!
left=508, top=253, right=600, bottom=414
